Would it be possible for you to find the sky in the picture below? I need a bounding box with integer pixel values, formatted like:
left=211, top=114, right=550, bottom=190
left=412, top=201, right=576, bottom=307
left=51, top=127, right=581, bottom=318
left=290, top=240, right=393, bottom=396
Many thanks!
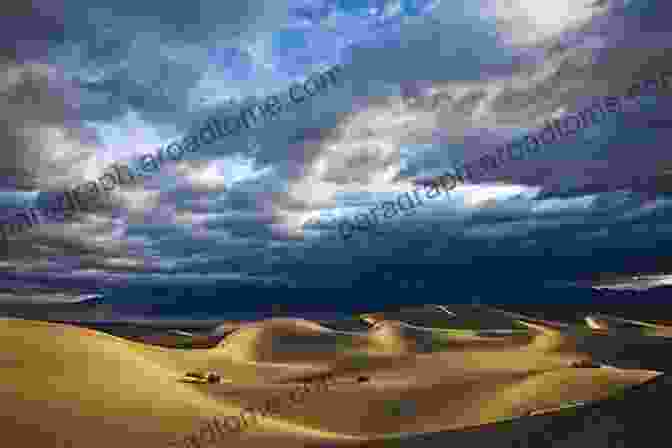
left=1, top=0, right=671, bottom=316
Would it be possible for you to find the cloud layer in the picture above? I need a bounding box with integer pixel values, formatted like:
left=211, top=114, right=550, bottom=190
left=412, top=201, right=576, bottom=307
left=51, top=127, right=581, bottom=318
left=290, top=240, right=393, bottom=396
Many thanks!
left=1, top=0, right=671, bottom=307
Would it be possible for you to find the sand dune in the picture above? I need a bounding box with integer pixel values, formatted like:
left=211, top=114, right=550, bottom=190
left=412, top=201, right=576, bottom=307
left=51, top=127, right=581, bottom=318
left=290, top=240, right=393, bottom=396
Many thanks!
left=0, top=306, right=664, bottom=448
left=585, top=314, right=672, bottom=337
left=361, top=304, right=520, bottom=330
left=366, top=320, right=533, bottom=354
left=0, top=318, right=235, bottom=448
left=217, top=318, right=370, bottom=364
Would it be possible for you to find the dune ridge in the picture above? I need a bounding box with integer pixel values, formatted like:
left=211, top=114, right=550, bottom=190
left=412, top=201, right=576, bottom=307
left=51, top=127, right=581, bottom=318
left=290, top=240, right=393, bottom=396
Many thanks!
left=0, top=307, right=664, bottom=447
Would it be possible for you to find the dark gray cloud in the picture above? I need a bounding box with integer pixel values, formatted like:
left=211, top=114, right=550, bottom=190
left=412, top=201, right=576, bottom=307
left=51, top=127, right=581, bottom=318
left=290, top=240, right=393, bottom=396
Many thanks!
left=3, top=0, right=672, bottom=309
left=51, top=0, right=291, bottom=128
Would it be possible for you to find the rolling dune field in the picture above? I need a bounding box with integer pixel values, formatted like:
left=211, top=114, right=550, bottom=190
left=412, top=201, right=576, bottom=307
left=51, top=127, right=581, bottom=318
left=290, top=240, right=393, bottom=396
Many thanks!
left=0, top=305, right=667, bottom=448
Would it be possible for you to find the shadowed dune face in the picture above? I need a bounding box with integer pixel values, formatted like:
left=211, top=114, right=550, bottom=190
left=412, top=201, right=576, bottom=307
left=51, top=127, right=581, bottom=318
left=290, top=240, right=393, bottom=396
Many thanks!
left=217, top=318, right=370, bottom=363
left=366, top=320, right=534, bottom=354
left=124, top=333, right=224, bottom=349
left=515, top=320, right=582, bottom=354
left=0, top=307, right=665, bottom=448
left=361, top=305, right=524, bottom=331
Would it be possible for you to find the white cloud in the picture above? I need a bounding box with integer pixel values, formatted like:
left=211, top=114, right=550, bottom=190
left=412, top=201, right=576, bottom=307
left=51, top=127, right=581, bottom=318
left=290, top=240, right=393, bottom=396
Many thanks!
left=482, top=0, right=603, bottom=45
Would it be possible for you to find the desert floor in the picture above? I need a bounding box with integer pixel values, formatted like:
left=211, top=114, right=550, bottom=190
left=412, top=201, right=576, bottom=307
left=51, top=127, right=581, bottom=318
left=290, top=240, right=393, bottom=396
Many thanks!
left=0, top=304, right=668, bottom=448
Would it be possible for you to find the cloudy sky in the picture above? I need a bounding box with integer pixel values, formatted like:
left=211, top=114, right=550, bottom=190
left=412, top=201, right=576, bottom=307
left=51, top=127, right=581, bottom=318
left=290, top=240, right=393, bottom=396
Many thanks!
left=1, top=0, right=671, bottom=315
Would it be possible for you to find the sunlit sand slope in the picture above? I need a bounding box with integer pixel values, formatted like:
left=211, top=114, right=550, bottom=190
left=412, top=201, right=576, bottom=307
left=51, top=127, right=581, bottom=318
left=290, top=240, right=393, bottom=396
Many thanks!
left=585, top=314, right=672, bottom=337
left=0, top=318, right=358, bottom=448
left=0, top=308, right=663, bottom=448
left=0, top=318, right=236, bottom=448
left=237, top=317, right=659, bottom=437
left=217, top=318, right=369, bottom=363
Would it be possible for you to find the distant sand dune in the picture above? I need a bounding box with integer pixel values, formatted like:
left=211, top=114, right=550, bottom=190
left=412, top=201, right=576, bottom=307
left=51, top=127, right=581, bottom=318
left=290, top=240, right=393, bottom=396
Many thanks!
left=514, top=320, right=581, bottom=354
left=585, top=314, right=672, bottom=337
left=366, top=320, right=417, bottom=353
left=361, top=304, right=519, bottom=331
left=217, top=318, right=369, bottom=363
left=366, top=320, right=532, bottom=354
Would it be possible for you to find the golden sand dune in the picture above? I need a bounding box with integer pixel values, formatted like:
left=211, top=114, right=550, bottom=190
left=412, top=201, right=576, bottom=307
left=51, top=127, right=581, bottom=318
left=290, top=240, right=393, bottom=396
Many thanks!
left=217, top=318, right=369, bottom=363
left=361, top=304, right=521, bottom=330
left=365, top=320, right=532, bottom=354
left=365, top=320, right=417, bottom=353
left=0, top=308, right=663, bottom=448
left=131, top=332, right=223, bottom=349
left=0, top=318, right=237, bottom=448
left=0, top=317, right=365, bottom=448
left=585, top=314, right=672, bottom=337
left=514, top=320, right=581, bottom=354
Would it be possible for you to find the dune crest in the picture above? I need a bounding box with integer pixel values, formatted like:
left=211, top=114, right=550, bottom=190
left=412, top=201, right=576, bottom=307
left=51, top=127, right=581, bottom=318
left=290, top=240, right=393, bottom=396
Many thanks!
left=217, top=318, right=367, bottom=363
left=0, top=318, right=238, bottom=448
left=2, top=305, right=668, bottom=448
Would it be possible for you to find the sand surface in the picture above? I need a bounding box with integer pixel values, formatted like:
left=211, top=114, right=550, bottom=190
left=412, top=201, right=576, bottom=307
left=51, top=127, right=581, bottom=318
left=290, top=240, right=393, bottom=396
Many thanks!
left=0, top=306, right=665, bottom=447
